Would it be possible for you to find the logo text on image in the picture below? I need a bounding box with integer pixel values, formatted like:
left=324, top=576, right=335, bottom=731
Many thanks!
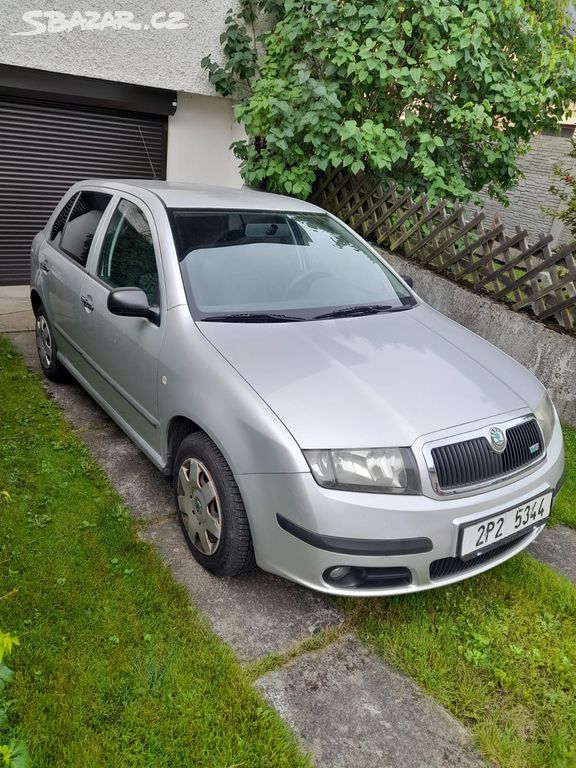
left=11, top=10, right=188, bottom=35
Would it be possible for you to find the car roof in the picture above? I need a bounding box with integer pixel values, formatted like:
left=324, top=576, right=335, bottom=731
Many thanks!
left=78, top=179, right=325, bottom=213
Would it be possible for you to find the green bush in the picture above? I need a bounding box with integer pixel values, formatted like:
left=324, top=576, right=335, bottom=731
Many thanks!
left=203, top=0, right=576, bottom=202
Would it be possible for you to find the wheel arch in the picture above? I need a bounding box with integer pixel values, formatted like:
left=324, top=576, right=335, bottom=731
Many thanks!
left=30, top=289, right=42, bottom=317
left=164, top=415, right=250, bottom=488
left=165, top=416, right=203, bottom=477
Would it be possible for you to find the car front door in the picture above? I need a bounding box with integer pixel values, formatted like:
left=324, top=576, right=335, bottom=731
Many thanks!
left=78, top=194, right=165, bottom=457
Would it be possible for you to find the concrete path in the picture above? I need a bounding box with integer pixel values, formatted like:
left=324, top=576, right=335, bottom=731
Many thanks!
left=529, top=525, right=576, bottom=585
left=256, top=635, right=484, bottom=768
left=0, top=286, right=35, bottom=331
left=4, top=328, right=486, bottom=768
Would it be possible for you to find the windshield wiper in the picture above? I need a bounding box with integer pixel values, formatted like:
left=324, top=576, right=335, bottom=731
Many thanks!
left=313, top=303, right=414, bottom=320
left=201, top=312, right=306, bottom=323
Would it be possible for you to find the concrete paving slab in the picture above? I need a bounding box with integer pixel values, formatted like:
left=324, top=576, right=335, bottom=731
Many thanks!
left=142, top=518, right=343, bottom=662
left=0, top=286, right=35, bottom=331
left=0, top=285, right=30, bottom=312
left=256, top=634, right=486, bottom=768
left=82, top=422, right=174, bottom=518
left=0, top=311, right=35, bottom=332
left=529, top=525, right=576, bottom=584
left=47, top=385, right=114, bottom=433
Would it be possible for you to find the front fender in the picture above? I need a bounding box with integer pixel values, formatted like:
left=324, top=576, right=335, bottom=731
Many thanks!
left=158, top=306, right=308, bottom=476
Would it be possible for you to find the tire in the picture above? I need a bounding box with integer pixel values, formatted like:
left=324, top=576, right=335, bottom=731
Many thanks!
left=35, top=304, right=68, bottom=382
left=173, top=432, right=255, bottom=576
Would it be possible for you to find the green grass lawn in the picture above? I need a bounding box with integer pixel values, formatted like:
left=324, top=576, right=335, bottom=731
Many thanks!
left=0, top=336, right=310, bottom=768
left=551, top=425, right=576, bottom=528
left=340, top=424, right=576, bottom=768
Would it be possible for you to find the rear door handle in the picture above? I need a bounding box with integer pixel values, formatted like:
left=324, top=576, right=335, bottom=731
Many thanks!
left=81, top=295, right=94, bottom=312
left=40, top=261, right=50, bottom=273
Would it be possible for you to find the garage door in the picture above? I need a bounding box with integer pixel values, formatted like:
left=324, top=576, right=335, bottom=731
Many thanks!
left=0, top=97, right=167, bottom=285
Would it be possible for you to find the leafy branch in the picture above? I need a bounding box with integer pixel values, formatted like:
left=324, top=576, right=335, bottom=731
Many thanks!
left=202, top=0, right=576, bottom=202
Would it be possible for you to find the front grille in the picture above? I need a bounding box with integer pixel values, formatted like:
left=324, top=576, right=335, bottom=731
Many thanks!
left=429, top=532, right=531, bottom=580
left=431, top=418, right=543, bottom=491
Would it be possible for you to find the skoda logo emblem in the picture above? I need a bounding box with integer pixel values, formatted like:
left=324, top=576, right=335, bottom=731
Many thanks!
left=489, top=427, right=506, bottom=453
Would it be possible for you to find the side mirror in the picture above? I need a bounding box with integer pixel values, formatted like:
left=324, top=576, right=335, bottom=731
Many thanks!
left=401, top=275, right=414, bottom=289
left=107, top=287, right=160, bottom=326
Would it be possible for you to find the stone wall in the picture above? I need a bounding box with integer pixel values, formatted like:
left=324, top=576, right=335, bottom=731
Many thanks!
left=467, top=133, right=576, bottom=246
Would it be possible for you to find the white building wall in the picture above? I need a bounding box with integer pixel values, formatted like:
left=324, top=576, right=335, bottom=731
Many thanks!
left=167, top=93, right=245, bottom=188
left=0, top=0, right=240, bottom=96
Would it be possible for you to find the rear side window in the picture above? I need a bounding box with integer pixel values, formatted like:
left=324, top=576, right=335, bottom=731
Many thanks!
left=50, top=193, right=78, bottom=246
left=60, top=191, right=112, bottom=267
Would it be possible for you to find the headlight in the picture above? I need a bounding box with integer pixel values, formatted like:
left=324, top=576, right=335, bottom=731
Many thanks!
left=303, top=448, right=421, bottom=494
left=533, top=392, right=557, bottom=446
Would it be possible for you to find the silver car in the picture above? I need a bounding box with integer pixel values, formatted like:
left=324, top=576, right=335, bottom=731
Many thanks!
left=30, top=180, right=565, bottom=596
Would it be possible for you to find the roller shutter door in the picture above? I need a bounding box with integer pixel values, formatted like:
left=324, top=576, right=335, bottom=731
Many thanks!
left=0, top=97, right=167, bottom=285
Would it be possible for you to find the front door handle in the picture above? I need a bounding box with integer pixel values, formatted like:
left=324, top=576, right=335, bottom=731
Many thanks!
left=40, top=261, right=50, bottom=273
left=81, top=295, right=94, bottom=312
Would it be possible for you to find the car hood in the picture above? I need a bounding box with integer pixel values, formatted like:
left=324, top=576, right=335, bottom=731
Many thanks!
left=198, top=304, right=543, bottom=448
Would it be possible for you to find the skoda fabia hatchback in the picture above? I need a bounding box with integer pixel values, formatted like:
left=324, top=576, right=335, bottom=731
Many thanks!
left=30, top=180, right=565, bottom=596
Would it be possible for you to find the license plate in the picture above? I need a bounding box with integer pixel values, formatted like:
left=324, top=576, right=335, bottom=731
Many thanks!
left=458, top=491, right=552, bottom=560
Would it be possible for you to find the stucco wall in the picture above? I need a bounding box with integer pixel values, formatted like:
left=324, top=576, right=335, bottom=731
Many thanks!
left=0, top=0, right=239, bottom=95
left=384, top=251, right=576, bottom=426
left=166, top=93, right=245, bottom=187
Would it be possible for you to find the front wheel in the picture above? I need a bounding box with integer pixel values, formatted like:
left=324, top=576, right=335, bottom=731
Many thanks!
left=173, top=432, right=255, bottom=576
left=35, top=305, right=68, bottom=382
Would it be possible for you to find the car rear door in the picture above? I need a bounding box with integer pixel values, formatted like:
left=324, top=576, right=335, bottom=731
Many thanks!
left=37, top=188, right=113, bottom=375
left=77, top=193, right=165, bottom=457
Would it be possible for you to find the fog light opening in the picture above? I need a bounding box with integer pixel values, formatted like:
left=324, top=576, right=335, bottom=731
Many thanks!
left=328, top=566, right=352, bottom=582
left=323, top=565, right=412, bottom=590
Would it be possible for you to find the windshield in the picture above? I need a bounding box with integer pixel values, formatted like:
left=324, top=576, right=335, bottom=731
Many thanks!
left=169, top=209, right=416, bottom=321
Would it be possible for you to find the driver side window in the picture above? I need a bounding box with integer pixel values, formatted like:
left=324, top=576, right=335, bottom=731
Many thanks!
left=97, top=199, right=159, bottom=306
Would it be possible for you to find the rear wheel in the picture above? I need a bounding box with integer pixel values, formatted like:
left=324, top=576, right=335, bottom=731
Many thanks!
left=174, top=432, right=255, bottom=576
left=35, top=305, right=68, bottom=382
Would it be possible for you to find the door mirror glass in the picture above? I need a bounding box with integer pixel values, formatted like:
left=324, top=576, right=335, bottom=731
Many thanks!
left=107, top=287, right=160, bottom=325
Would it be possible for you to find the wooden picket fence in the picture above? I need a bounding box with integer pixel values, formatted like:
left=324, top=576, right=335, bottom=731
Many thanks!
left=312, top=169, right=576, bottom=336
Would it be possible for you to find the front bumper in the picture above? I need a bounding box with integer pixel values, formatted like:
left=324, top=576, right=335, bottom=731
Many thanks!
left=237, top=421, right=565, bottom=597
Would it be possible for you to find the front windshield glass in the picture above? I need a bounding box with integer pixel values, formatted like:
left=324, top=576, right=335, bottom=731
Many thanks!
left=169, top=209, right=416, bottom=321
